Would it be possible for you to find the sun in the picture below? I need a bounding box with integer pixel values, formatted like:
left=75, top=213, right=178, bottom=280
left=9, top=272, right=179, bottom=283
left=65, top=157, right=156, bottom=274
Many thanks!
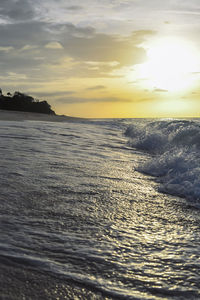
left=135, top=38, right=200, bottom=92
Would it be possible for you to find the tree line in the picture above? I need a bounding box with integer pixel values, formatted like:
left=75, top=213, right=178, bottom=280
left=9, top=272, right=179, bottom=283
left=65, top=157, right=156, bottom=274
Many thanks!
left=0, top=89, right=55, bottom=115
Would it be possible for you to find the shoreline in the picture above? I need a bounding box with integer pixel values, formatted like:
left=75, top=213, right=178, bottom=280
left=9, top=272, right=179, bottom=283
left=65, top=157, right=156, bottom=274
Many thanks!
left=0, top=258, right=112, bottom=300
left=0, top=109, right=84, bottom=122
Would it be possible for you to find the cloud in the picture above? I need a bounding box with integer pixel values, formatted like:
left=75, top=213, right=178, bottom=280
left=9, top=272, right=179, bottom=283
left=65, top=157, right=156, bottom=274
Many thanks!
left=154, top=88, right=168, bottom=92
left=66, top=5, right=83, bottom=11
left=45, top=42, right=63, bottom=49
left=134, top=97, right=155, bottom=103
left=49, top=22, right=95, bottom=38
left=86, top=85, right=106, bottom=90
left=56, top=96, right=131, bottom=104
left=20, top=45, right=38, bottom=51
left=0, top=21, right=65, bottom=75
left=0, top=0, right=35, bottom=22
left=61, top=31, right=152, bottom=67
left=0, top=72, right=27, bottom=81
left=166, top=10, right=200, bottom=16
left=0, top=6, right=157, bottom=95
left=0, top=21, right=48, bottom=48
left=28, top=91, right=75, bottom=98
left=0, top=18, right=154, bottom=81
left=0, top=46, right=13, bottom=52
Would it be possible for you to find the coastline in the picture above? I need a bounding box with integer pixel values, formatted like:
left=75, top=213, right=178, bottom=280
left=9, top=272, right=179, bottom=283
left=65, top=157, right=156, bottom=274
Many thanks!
left=0, top=110, right=108, bottom=300
left=0, top=109, right=83, bottom=122
left=0, top=259, right=109, bottom=300
left=0, top=118, right=200, bottom=299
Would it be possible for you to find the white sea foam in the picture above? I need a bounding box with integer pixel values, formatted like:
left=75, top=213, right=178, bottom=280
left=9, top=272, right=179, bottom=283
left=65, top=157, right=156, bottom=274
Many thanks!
left=125, top=119, right=200, bottom=204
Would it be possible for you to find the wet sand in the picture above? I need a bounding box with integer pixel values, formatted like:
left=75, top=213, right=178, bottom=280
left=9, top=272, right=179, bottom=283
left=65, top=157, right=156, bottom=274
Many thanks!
left=0, top=110, right=83, bottom=122
left=0, top=258, right=112, bottom=300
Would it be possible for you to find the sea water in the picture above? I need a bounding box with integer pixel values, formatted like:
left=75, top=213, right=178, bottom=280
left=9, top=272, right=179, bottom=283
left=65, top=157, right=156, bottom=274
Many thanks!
left=0, top=118, right=199, bottom=299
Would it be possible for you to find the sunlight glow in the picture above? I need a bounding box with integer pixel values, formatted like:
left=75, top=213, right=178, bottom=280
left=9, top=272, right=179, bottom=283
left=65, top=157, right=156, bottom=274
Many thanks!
left=135, top=38, right=200, bottom=92
left=156, top=99, right=191, bottom=115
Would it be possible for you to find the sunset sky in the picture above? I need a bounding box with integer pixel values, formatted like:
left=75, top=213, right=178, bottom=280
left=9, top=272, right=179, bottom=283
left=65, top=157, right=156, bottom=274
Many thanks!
left=1, top=0, right=200, bottom=117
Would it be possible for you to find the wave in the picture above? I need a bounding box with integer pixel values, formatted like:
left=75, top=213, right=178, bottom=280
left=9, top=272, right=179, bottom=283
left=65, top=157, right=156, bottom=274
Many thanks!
left=0, top=248, right=139, bottom=300
left=125, top=119, right=200, bottom=205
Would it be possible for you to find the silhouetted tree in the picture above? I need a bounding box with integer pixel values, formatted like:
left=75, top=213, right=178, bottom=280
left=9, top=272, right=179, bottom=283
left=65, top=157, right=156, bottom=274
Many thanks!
left=0, top=90, right=55, bottom=115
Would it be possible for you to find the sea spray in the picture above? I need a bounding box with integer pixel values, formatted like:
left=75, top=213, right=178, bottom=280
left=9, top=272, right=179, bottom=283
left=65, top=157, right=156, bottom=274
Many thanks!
left=125, top=119, right=200, bottom=203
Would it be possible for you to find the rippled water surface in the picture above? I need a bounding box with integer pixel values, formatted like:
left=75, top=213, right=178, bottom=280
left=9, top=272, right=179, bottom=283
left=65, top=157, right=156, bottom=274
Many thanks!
left=0, top=118, right=199, bottom=299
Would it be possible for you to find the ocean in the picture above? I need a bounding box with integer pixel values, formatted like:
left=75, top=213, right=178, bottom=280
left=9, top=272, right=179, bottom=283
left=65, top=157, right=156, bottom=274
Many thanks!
left=0, top=118, right=199, bottom=299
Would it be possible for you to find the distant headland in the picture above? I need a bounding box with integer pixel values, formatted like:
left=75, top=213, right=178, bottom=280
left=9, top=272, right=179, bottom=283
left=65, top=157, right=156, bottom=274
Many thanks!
left=0, top=89, right=55, bottom=115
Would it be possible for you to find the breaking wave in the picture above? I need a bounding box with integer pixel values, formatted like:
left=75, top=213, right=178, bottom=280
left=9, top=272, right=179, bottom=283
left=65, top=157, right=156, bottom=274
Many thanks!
left=125, top=119, right=200, bottom=205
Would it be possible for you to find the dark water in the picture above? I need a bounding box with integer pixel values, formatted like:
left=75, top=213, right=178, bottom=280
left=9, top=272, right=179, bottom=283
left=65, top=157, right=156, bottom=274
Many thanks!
left=0, top=119, right=199, bottom=299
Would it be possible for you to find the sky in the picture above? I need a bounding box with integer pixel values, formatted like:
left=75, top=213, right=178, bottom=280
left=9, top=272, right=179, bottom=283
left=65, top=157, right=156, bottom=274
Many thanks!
left=0, top=0, right=200, bottom=117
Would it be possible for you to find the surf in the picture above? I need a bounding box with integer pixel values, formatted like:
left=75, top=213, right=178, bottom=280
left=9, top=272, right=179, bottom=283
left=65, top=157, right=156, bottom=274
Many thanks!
left=125, top=119, right=200, bottom=205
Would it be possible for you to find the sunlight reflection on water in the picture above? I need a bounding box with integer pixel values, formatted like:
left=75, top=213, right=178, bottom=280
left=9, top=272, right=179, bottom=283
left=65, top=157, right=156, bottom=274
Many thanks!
left=0, top=120, right=199, bottom=299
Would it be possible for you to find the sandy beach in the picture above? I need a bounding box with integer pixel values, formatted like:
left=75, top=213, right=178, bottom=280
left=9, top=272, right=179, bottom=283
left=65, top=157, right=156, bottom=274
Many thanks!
left=0, top=258, right=111, bottom=300
left=0, top=109, right=82, bottom=122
